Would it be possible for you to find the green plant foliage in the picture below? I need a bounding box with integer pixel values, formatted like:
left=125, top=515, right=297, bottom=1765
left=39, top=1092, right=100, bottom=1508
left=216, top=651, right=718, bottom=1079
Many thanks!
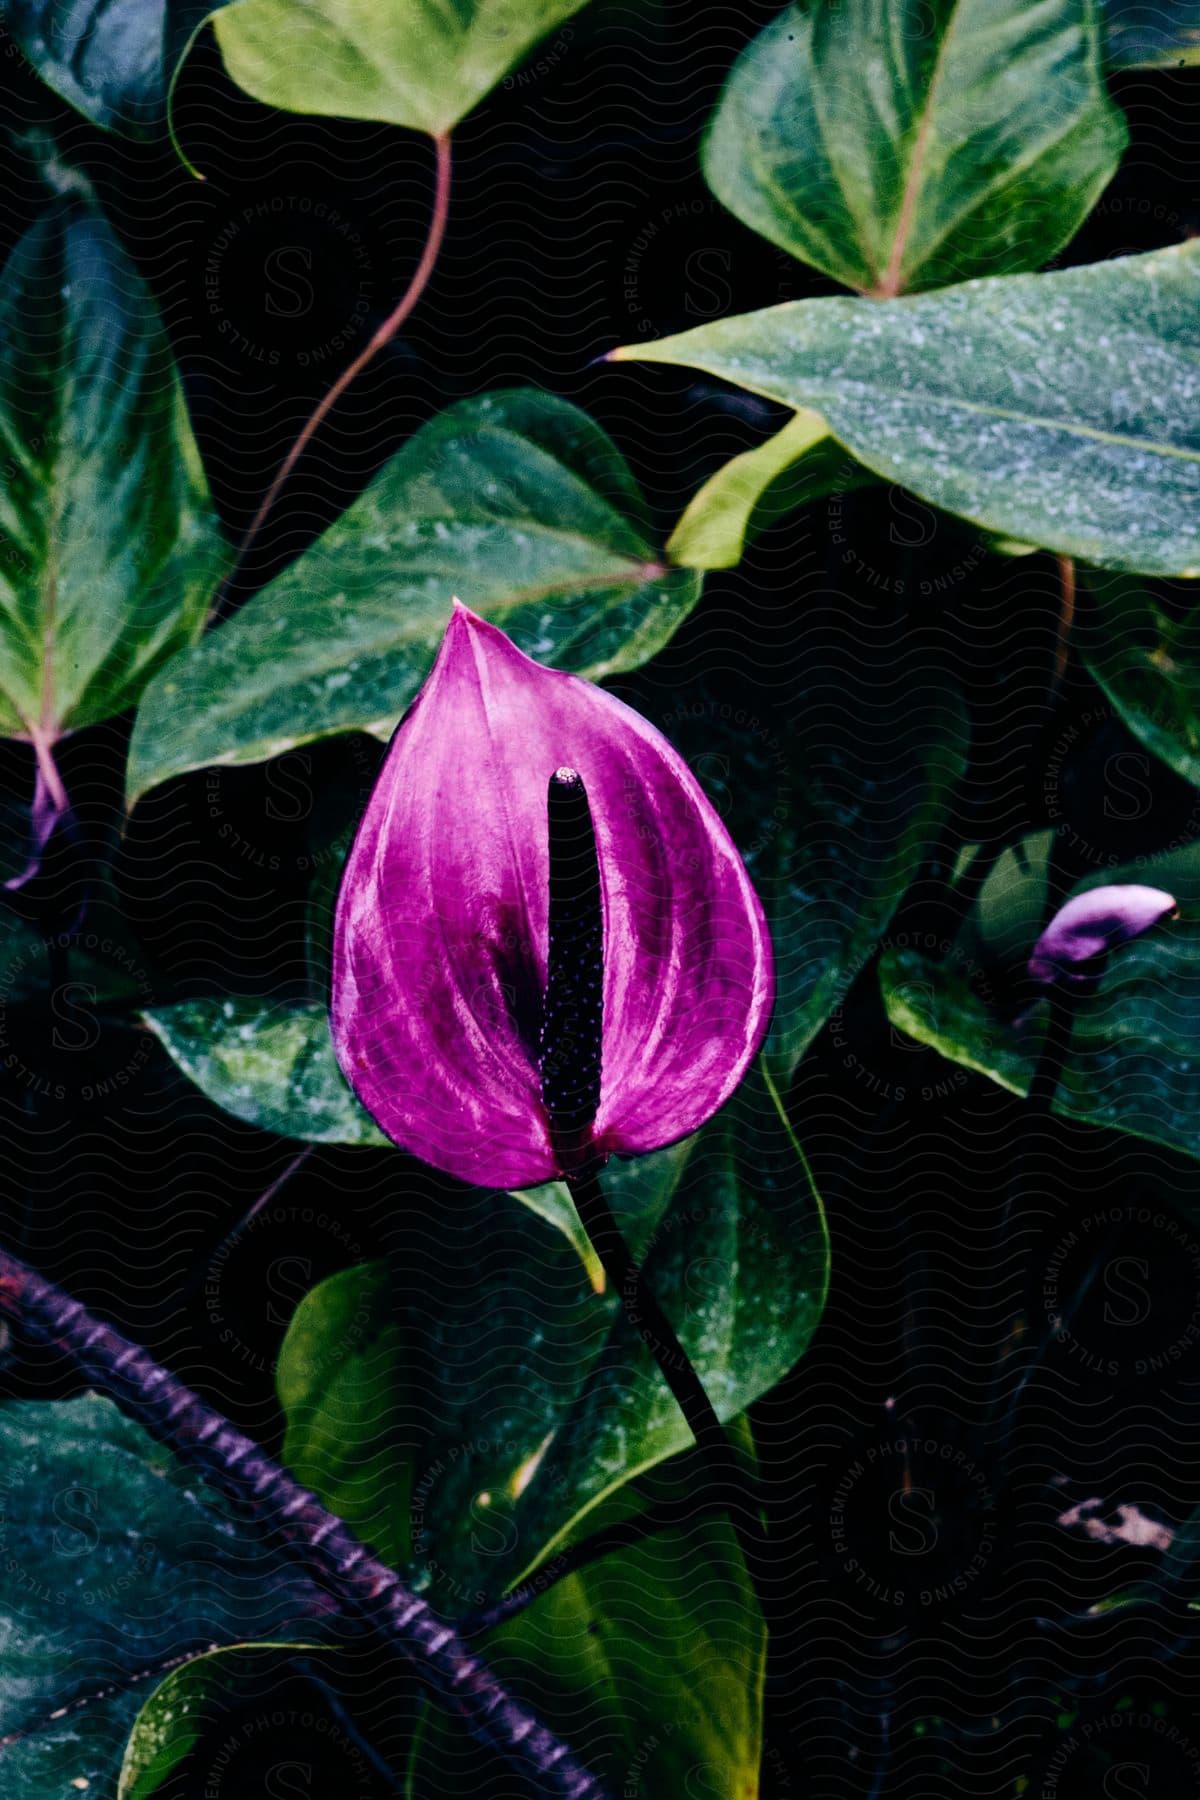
left=275, top=1062, right=827, bottom=1593
left=881, top=850, right=1200, bottom=1161
left=5, top=0, right=229, bottom=132
left=666, top=408, right=873, bottom=570
left=0, top=202, right=222, bottom=744
left=0, top=1396, right=319, bottom=1795
left=117, top=1644, right=323, bottom=1800
left=704, top=0, right=1125, bottom=297
left=213, top=0, right=591, bottom=134
left=614, top=243, right=1200, bottom=576
left=126, top=390, right=701, bottom=806
left=1082, top=574, right=1200, bottom=789
left=406, top=1430, right=765, bottom=1798
left=142, top=997, right=388, bottom=1145
left=1103, top=0, right=1200, bottom=65
left=653, top=656, right=968, bottom=1082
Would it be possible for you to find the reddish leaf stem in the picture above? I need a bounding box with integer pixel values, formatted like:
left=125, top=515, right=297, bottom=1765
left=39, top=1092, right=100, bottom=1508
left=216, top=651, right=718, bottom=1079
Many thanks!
left=207, top=131, right=453, bottom=626
left=0, top=1246, right=605, bottom=1799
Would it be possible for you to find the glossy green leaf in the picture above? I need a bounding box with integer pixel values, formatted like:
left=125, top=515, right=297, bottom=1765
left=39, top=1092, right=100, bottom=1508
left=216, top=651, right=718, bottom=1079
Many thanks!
left=0, top=1396, right=320, bottom=1796
left=1082, top=573, right=1200, bottom=789
left=667, top=408, right=873, bottom=570
left=407, top=1430, right=765, bottom=1799
left=277, top=1062, right=828, bottom=1604
left=651, top=653, right=968, bottom=1082
left=118, top=1643, right=322, bottom=1800
left=0, top=203, right=222, bottom=744
left=615, top=244, right=1200, bottom=576
left=6, top=0, right=230, bottom=134
left=127, top=389, right=701, bottom=806
left=1103, top=0, right=1200, bottom=65
left=214, top=0, right=590, bottom=134
left=881, top=852, right=1200, bottom=1160
left=143, top=997, right=389, bottom=1146
left=704, top=0, right=1125, bottom=297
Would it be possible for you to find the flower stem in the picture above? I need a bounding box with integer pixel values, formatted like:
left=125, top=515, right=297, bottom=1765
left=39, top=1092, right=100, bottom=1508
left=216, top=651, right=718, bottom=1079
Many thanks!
left=0, top=1245, right=605, bottom=1800
left=565, top=1165, right=767, bottom=1595
left=207, top=131, right=453, bottom=627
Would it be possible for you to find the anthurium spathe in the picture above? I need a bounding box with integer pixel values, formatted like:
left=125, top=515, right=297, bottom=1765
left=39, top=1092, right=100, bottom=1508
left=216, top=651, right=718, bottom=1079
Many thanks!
left=331, top=601, right=773, bottom=1188
left=1028, top=884, right=1177, bottom=988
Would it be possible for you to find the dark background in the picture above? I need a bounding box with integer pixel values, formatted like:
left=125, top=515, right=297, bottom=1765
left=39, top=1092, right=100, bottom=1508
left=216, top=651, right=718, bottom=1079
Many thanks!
left=2, top=3, right=1200, bottom=1792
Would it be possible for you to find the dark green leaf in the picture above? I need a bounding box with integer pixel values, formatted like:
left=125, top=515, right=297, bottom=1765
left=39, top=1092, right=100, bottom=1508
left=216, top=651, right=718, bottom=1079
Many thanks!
left=214, top=0, right=591, bottom=134
left=276, top=1062, right=828, bottom=1605
left=127, top=390, right=701, bottom=806
left=407, top=1429, right=764, bottom=1798
left=1103, top=0, right=1200, bottom=66
left=0, top=203, right=222, bottom=744
left=6, top=0, right=230, bottom=134
left=614, top=243, right=1200, bottom=576
left=0, top=1396, right=319, bottom=1796
left=1082, top=573, right=1200, bottom=789
left=650, top=650, right=968, bottom=1081
left=705, top=0, right=1125, bottom=296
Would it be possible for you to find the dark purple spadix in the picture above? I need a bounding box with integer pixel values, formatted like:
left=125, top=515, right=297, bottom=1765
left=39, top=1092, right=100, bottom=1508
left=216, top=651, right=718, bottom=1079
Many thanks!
left=331, top=602, right=773, bottom=1188
left=1028, top=884, right=1177, bottom=988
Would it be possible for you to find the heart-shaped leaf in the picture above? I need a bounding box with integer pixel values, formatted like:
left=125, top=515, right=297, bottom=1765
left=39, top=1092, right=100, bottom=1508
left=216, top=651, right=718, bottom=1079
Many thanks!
left=1082, top=573, right=1200, bottom=789
left=126, top=390, right=701, bottom=807
left=1103, top=0, right=1200, bottom=65
left=0, top=1396, right=322, bottom=1796
left=214, top=0, right=591, bottom=135
left=880, top=849, right=1200, bottom=1160
left=276, top=1061, right=828, bottom=1601
left=0, top=202, right=222, bottom=748
left=6, top=0, right=231, bottom=134
left=614, top=243, right=1200, bottom=576
left=406, top=1431, right=765, bottom=1799
left=704, top=0, right=1125, bottom=297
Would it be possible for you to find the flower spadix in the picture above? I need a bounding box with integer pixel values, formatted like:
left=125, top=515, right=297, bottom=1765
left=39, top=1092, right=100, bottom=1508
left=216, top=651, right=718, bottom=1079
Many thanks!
left=331, top=602, right=772, bottom=1187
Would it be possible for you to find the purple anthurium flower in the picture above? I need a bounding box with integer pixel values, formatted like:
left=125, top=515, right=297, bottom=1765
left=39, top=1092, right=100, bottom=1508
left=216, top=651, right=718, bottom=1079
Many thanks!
left=331, top=601, right=773, bottom=1189
left=1028, top=884, right=1177, bottom=988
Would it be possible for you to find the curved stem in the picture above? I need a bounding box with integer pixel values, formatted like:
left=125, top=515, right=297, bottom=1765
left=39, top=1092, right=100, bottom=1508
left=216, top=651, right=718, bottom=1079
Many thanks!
left=0, top=1246, right=605, bottom=1800
left=566, top=1166, right=767, bottom=1597
left=207, top=131, right=453, bottom=627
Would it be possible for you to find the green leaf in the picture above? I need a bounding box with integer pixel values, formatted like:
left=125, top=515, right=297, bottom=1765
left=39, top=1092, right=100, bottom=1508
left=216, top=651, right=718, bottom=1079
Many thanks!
left=277, top=1062, right=828, bottom=1603
left=0, top=1395, right=319, bottom=1796
left=6, top=0, right=231, bottom=134
left=127, top=389, right=701, bottom=807
left=704, top=0, right=1126, bottom=296
left=614, top=243, right=1200, bottom=576
left=0, top=202, right=222, bottom=744
left=1082, top=573, right=1200, bottom=789
left=407, top=1431, right=765, bottom=1798
left=667, top=408, right=873, bottom=570
left=214, top=0, right=591, bottom=135
left=1103, top=0, right=1200, bottom=65
left=880, top=851, right=1200, bottom=1160
left=118, top=1643, right=322, bottom=1800
left=142, top=997, right=389, bottom=1146
left=651, top=652, right=968, bottom=1082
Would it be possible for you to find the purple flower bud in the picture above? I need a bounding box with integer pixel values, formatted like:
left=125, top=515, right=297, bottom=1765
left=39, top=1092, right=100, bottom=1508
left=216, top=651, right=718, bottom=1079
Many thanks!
left=1027, top=884, right=1177, bottom=988
left=331, top=602, right=773, bottom=1188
